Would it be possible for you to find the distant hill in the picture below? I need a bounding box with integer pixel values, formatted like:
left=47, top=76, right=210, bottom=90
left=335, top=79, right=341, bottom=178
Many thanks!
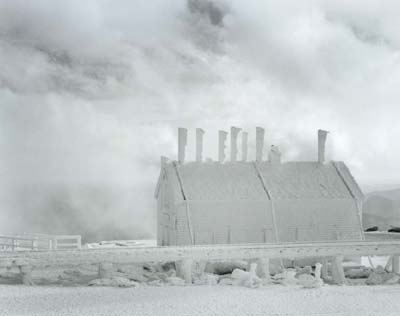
left=367, top=188, right=400, bottom=201
left=363, top=188, right=400, bottom=231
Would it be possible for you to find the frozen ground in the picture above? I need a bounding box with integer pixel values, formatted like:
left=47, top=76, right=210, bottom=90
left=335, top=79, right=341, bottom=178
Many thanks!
left=2, top=284, right=400, bottom=316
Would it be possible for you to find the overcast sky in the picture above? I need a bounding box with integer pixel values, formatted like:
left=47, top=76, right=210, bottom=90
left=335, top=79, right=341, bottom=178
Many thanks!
left=1, top=0, right=400, bottom=239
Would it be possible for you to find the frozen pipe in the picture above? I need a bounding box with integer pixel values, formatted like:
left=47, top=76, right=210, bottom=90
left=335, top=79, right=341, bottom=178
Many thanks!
left=318, top=129, right=329, bottom=164
left=242, top=132, right=248, bottom=162
left=196, top=128, right=205, bottom=162
left=230, top=126, right=241, bottom=162
left=256, top=127, right=265, bottom=162
left=178, top=127, right=187, bottom=164
left=218, top=130, right=228, bottom=163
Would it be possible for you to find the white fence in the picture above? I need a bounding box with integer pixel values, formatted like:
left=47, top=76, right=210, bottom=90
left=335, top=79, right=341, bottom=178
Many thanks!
left=0, top=234, right=81, bottom=251
left=2, top=240, right=400, bottom=267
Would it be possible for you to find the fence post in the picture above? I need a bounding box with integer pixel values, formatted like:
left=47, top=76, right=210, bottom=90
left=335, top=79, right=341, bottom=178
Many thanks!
left=227, top=226, right=231, bottom=244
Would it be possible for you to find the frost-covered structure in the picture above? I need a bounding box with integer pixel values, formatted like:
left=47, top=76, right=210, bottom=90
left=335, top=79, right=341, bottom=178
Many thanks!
left=155, top=128, right=364, bottom=246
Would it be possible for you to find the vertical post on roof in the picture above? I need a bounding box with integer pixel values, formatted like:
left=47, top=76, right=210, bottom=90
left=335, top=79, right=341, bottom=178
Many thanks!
left=318, top=129, right=329, bottom=164
left=230, top=126, right=241, bottom=162
left=178, top=128, right=187, bottom=164
left=196, top=128, right=204, bottom=163
left=256, top=127, right=265, bottom=162
left=242, top=131, right=248, bottom=162
left=218, top=130, right=228, bottom=163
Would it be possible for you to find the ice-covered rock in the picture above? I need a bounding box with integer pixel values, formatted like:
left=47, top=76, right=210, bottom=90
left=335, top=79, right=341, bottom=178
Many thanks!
left=345, top=267, right=372, bottom=279
left=88, top=277, right=139, bottom=288
left=144, top=268, right=176, bottom=282
left=295, top=266, right=312, bottom=278
left=193, top=273, right=219, bottom=286
left=147, top=279, right=164, bottom=286
left=218, top=277, right=234, bottom=286
left=205, top=261, right=248, bottom=275
left=385, top=274, right=400, bottom=285
left=297, top=263, right=323, bottom=289
left=272, top=270, right=298, bottom=285
left=165, top=276, right=185, bottom=286
left=116, top=264, right=147, bottom=282
left=231, top=263, right=262, bottom=288
left=365, top=266, right=395, bottom=285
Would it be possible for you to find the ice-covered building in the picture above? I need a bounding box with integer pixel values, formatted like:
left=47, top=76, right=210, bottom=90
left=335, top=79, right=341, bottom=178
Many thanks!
left=155, top=127, right=364, bottom=246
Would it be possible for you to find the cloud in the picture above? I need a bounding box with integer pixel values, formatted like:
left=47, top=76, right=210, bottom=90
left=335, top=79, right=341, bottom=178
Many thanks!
left=1, top=0, right=400, bottom=239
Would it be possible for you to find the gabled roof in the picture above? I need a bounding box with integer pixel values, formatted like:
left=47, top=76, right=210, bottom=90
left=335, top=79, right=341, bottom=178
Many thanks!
left=156, top=160, right=364, bottom=201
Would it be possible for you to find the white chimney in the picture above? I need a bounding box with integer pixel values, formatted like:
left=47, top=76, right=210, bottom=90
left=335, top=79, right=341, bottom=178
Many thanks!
left=218, top=130, right=228, bottom=163
left=242, top=131, right=248, bottom=162
left=230, top=126, right=241, bottom=162
left=269, top=145, right=281, bottom=164
left=178, top=127, right=187, bottom=164
left=318, top=129, right=329, bottom=164
left=196, top=128, right=204, bottom=162
left=256, top=127, right=265, bottom=162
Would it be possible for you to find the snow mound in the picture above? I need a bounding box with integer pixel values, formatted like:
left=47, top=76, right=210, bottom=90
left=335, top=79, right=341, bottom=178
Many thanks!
left=165, top=276, right=185, bottom=286
left=88, top=277, right=139, bottom=288
left=193, top=273, right=219, bottom=285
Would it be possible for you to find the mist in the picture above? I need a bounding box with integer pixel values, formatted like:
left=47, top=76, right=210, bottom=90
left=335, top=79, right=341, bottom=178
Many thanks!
left=1, top=0, right=400, bottom=241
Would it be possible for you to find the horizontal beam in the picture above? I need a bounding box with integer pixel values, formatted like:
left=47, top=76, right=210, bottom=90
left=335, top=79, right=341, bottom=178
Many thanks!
left=2, top=240, right=400, bottom=268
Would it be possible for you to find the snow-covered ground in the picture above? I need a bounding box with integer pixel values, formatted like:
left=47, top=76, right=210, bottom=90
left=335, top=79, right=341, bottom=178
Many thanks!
left=1, top=284, right=400, bottom=316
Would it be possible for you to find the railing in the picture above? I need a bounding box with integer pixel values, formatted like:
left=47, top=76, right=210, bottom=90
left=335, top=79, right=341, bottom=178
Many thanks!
left=0, top=234, right=81, bottom=251
left=52, top=235, right=82, bottom=250
left=1, top=240, right=400, bottom=268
